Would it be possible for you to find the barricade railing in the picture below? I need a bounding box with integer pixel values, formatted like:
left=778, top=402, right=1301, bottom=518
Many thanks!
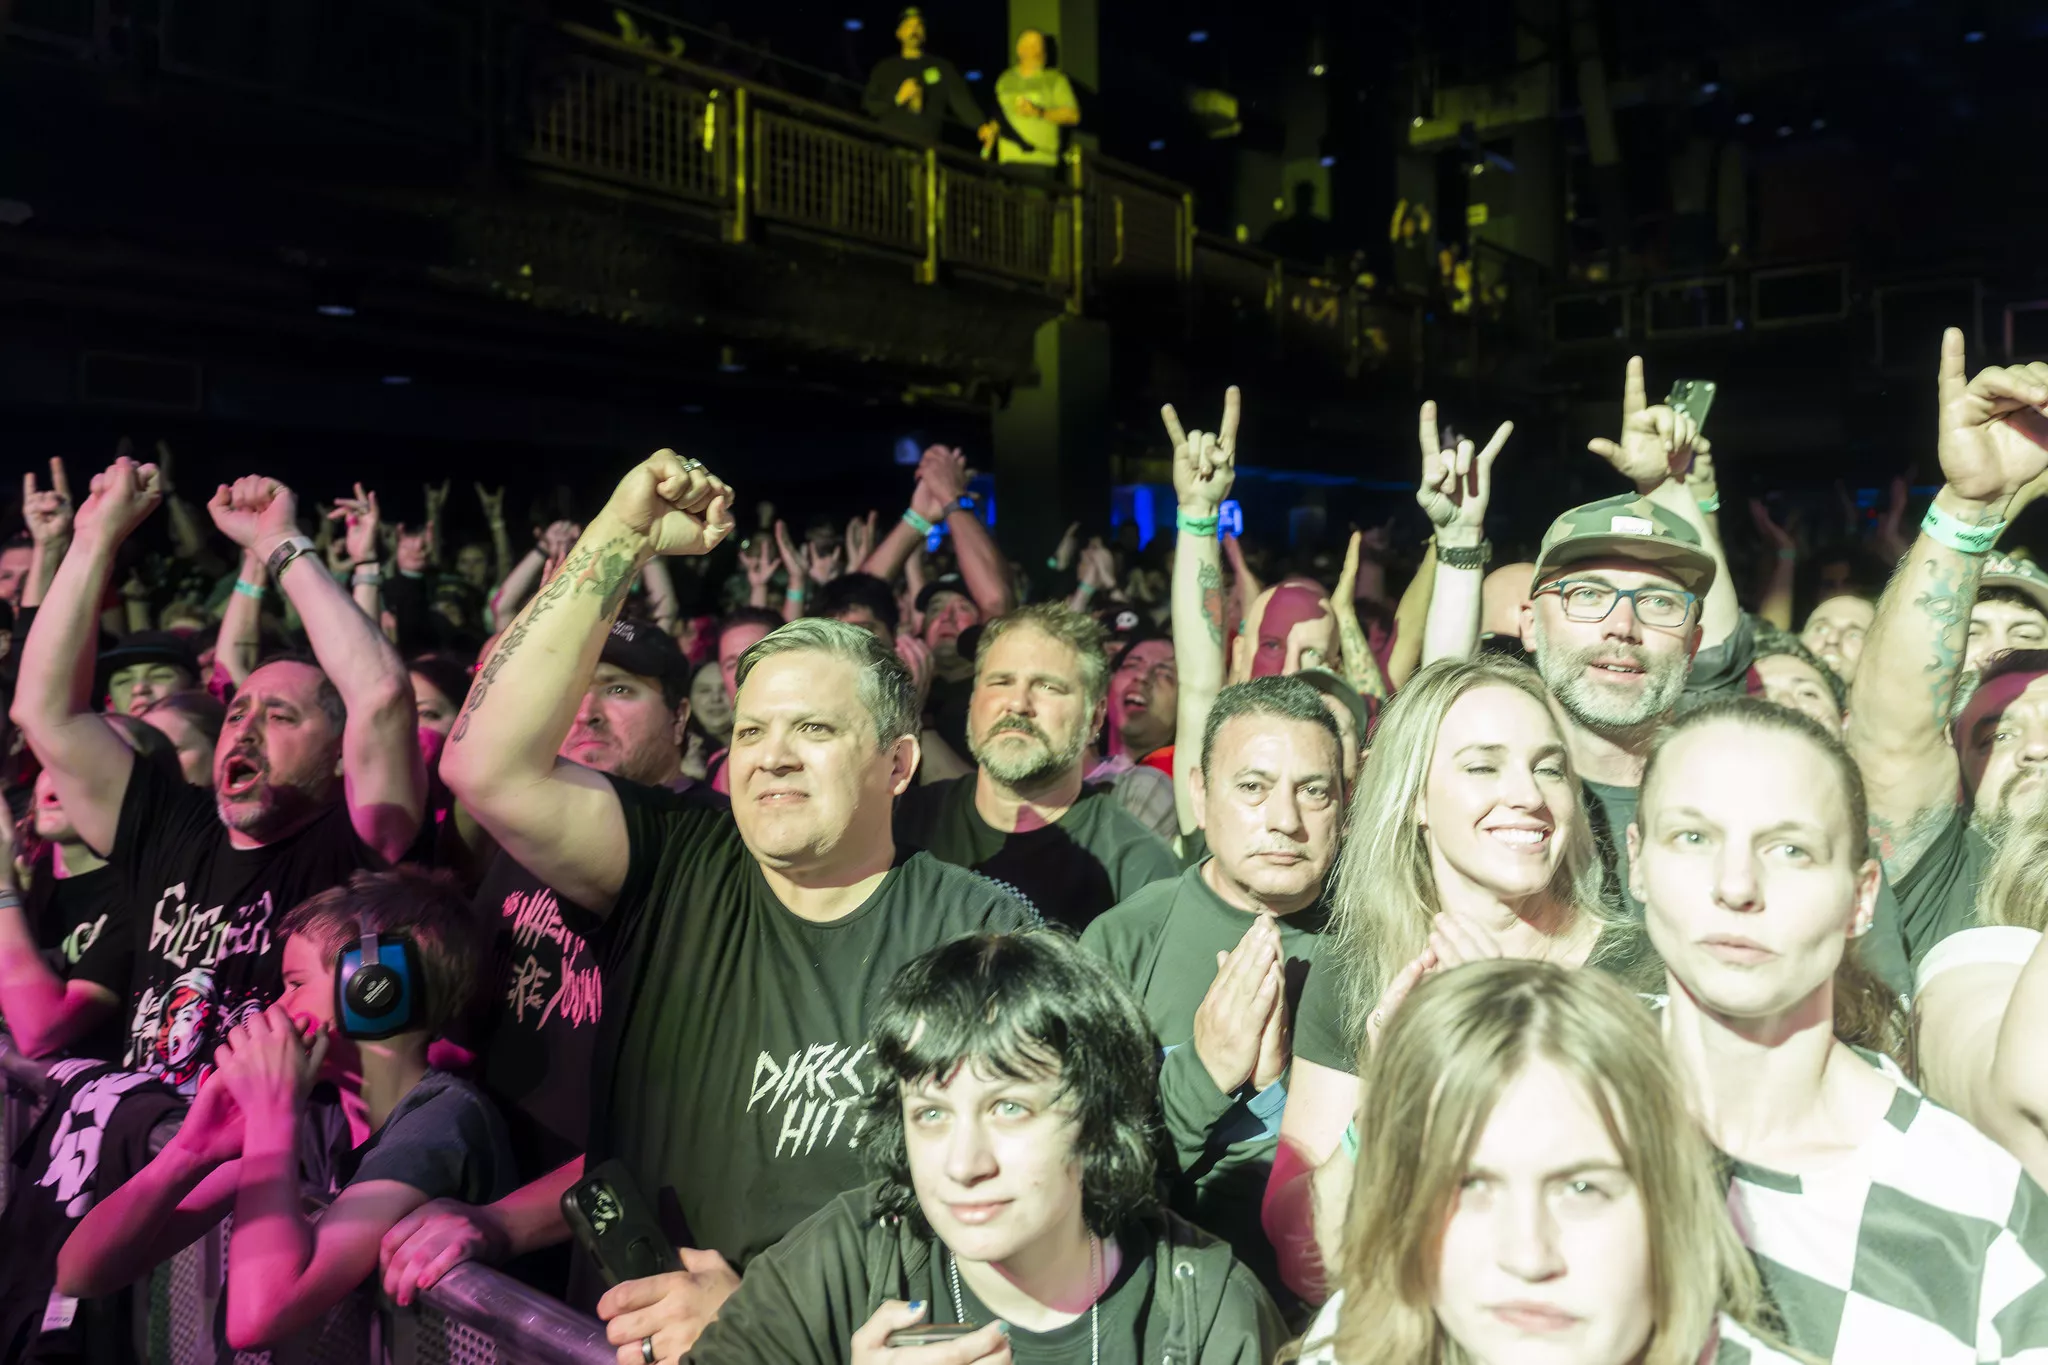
left=3, top=1039, right=608, bottom=1365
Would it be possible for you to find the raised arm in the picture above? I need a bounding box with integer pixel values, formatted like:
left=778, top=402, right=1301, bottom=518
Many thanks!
left=1851, top=331, right=2048, bottom=875
left=1384, top=543, right=1436, bottom=691
left=1166, top=387, right=1240, bottom=837
left=857, top=456, right=951, bottom=584
left=1417, top=401, right=1510, bottom=666
left=20, top=458, right=74, bottom=611
left=921, top=447, right=1014, bottom=619
left=1750, top=498, right=1799, bottom=631
left=1588, top=357, right=1738, bottom=650
left=8, top=456, right=161, bottom=854
left=641, top=558, right=681, bottom=633
left=211, top=477, right=424, bottom=863
left=440, top=451, right=734, bottom=913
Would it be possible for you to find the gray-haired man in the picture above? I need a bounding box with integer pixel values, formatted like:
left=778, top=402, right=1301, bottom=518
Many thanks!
left=382, top=454, right=1034, bottom=1360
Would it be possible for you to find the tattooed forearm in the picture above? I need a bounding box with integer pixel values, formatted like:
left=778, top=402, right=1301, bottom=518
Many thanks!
left=1907, top=549, right=1973, bottom=728
left=449, top=536, right=642, bottom=743
left=1198, top=561, right=1225, bottom=647
left=1336, top=609, right=1386, bottom=701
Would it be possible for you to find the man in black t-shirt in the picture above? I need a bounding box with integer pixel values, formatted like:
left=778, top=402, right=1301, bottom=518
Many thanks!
left=382, top=452, right=1033, bottom=1358
left=895, top=602, right=1179, bottom=928
left=860, top=7, right=997, bottom=151
left=466, top=616, right=727, bottom=1189
left=10, top=459, right=423, bottom=1091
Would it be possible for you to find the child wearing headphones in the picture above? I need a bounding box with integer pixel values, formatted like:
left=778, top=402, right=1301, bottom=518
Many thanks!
left=56, top=867, right=517, bottom=1351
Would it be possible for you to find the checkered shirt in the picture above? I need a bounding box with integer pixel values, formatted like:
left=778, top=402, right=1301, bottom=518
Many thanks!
left=1727, top=1077, right=2048, bottom=1363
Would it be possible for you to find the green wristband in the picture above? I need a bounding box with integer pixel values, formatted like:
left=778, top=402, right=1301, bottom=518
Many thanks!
left=1922, top=501, right=2005, bottom=556
left=902, top=508, right=935, bottom=536
left=1176, top=509, right=1220, bottom=536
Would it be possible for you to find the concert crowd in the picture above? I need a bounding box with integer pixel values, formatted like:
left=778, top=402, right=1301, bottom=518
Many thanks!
left=5, top=329, right=2048, bottom=1364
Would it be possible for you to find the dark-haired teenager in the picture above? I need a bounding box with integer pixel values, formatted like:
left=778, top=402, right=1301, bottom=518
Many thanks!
left=688, top=931, right=1283, bottom=1364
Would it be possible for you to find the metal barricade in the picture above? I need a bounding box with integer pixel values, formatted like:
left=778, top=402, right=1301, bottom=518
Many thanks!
left=395, top=1266, right=617, bottom=1365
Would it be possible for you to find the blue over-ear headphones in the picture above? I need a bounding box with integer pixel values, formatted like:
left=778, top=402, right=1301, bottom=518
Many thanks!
left=336, top=926, right=424, bottom=1040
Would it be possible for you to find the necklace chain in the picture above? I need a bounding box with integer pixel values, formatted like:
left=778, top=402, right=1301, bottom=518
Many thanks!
left=948, top=1233, right=1101, bottom=1365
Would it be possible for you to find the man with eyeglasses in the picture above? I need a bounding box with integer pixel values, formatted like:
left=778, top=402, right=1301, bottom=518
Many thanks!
left=1517, top=496, right=1715, bottom=900
left=1517, top=491, right=1920, bottom=990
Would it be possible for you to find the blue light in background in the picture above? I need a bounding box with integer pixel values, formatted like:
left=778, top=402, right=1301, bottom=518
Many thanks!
left=1148, top=139, right=1166, bottom=151
left=1735, top=112, right=1755, bottom=126
left=965, top=69, right=983, bottom=81
left=1218, top=500, right=1243, bottom=538
left=843, top=17, right=863, bottom=30
left=1319, top=155, right=1336, bottom=168
left=1964, top=29, right=1986, bottom=42
left=894, top=436, right=923, bottom=466
left=1131, top=486, right=1156, bottom=548
left=1188, top=29, right=1208, bottom=42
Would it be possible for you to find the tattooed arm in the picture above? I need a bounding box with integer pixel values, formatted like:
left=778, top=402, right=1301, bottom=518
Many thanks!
left=1849, top=331, right=2048, bottom=880
left=441, top=452, right=735, bottom=914
left=1165, top=389, right=1239, bottom=838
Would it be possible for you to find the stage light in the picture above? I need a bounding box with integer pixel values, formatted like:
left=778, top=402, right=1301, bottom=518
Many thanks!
left=1811, top=117, right=1826, bottom=130
left=1188, top=30, right=1208, bottom=42
left=1964, top=29, right=1985, bottom=42
left=1701, top=81, right=1721, bottom=94
left=843, top=18, right=862, bottom=30
left=1735, top=112, right=1755, bottom=125
left=965, top=70, right=982, bottom=81
left=1310, top=63, right=1326, bottom=76
left=316, top=304, right=355, bottom=317
left=1412, top=115, right=1425, bottom=127
left=1777, top=124, right=1793, bottom=137
left=1319, top=155, right=1336, bottom=167
left=381, top=375, right=411, bottom=385
left=1148, top=139, right=1166, bottom=151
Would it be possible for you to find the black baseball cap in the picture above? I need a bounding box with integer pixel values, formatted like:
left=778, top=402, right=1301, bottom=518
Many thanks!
left=915, top=577, right=974, bottom=616
left=600, top=618, right=688, bottom=688
left=98, top=630, right=201, bottom=679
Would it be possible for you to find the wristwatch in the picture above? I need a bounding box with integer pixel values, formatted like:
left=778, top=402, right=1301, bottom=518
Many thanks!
left=1435, top=537, right=1492, bottom=570
left=265, top=534, right=318, bottom=583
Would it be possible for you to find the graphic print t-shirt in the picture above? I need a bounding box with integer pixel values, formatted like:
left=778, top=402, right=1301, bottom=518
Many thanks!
left=893, top=775, right=1180, bottom=930
left=592, top=778, right=1037, bottom=1271
left=113, top=757, right=381, bottom=1090
left=26, top=856, right=134, bottom=1064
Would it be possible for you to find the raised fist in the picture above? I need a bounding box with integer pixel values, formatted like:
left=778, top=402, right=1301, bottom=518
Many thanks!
left=207, top=476, right=299, bottom=553
left=73, top=455, right=164, bottom=549
left=600, top=450, right=736, bottom=557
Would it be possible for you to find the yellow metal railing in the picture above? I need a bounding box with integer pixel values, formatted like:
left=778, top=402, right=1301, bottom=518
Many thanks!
left=517, top=20, right=1424, bottom=375
left=529, top=54, right=722, bottom=202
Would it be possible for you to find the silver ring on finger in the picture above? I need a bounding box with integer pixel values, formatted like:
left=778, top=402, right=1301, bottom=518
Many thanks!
left=641, top=1336, right=656, bottom=1364
left=679, top=458, right=704, bottom=472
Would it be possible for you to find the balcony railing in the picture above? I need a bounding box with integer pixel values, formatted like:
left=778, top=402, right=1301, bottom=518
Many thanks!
left=2, top=3, right=1434, bottom=385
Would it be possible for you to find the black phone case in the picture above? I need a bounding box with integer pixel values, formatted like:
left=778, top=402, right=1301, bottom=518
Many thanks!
left=560, top=1160, right=685, bottom=1287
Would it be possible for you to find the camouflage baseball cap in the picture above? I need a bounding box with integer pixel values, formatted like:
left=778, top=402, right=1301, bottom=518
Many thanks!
left=1530, top=494, right=1718, bottom=597
left=1982, top=552, right=2048, bottom=617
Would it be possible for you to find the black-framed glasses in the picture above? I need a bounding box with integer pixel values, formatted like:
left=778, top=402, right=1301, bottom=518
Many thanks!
left=1535, top=578, right=1697, bottom=629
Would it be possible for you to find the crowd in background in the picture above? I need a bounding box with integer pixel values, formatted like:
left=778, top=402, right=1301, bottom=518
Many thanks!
left=5, top=329, right=2048, bottom=1363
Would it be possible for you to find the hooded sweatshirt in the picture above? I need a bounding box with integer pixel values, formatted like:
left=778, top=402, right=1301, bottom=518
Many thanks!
left=687, top=1180, right=1284, bottom=1363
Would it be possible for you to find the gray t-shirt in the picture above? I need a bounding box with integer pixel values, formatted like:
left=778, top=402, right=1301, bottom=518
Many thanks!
left=994, top=67, right=1077, bottom=165
left=309, top=1069, right=517, bottom=1206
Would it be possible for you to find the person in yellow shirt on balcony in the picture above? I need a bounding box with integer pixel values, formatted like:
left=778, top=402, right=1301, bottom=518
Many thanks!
left=993, top=29, right=1079, bottom=176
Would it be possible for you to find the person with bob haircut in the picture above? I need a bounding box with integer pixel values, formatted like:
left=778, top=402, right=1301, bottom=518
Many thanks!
left=1292, top=959, right=1799, bottom=1365
left=687, top=931, right=1285, bottom=1364
left=1630, top=697, right=2048, bottom=1361
left=1264, top=655, right=1654, bottom=1300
